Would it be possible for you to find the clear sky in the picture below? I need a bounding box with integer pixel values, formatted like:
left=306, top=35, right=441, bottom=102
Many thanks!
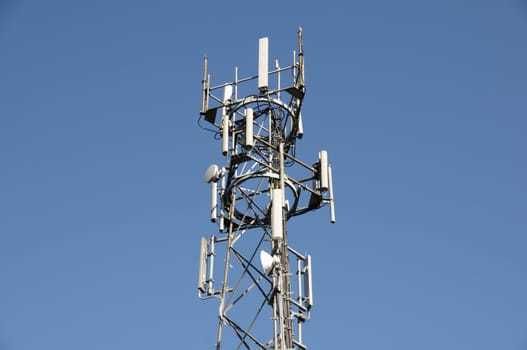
left=1, top=1, right=526, bottom=349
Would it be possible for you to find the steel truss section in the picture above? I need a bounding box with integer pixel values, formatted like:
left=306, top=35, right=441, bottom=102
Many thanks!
left=197, top=28, right=334, bottom=350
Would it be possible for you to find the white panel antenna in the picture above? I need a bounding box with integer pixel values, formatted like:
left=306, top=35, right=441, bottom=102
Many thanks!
left=258, top=38, right=269, bottom=90
left=221, top=85, right=233, bottom=156
left=245, top=108, right=254, bottom=148
left=223, top=84, right=233, bottom=102
left=210, top=181, right=217, bottom=222
left=201, top=56, right=208, bottom=114
left=304, top=254, right=313, bottom=308
left=328, top=165, right=336, bottom=223
left=271, top=188, right=283, bottom=240
left=198, top=237, right=208, bottom=293
left=218, top=176, right=225, bottom=231
left=319, top=150, right=329, bottom=191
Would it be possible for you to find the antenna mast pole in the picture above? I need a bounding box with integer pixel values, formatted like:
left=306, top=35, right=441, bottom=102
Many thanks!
left=197, top=28, right=335, bottom=350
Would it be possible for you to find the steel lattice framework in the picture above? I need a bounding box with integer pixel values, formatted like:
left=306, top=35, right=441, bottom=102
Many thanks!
left=197, top=28, right=335, bottom=350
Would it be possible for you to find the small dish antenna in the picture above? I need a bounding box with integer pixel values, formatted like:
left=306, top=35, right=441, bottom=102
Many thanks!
left=203, top=164, right=224, bottom=183
left=260, top=250, right=275, bottom=275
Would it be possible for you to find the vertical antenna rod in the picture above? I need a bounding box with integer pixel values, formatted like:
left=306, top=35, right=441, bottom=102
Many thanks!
left=201, top=56, right=208, bottom=114
left=298, top=27, right=305, bottom=88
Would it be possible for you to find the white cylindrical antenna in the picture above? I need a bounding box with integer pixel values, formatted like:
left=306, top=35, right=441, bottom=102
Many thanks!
left=298, top=27, right=305, bottom=88
left=297, top=112, right=304, bottom=139
left=210, top=181, right=217, bottom=222
left=234, top=66, right=238, bottom=101
left=275, top=59, right=280, bottom=100
left=219, top=217, right=224, bottom=231
left=222, top=85, right=233, bottom=155
left=297, top=258, right=303, bottom=306
left=222, top=114, right=228, bottom=155
left=201, top=56, right=208, bottom=114
left=258, top=37, right=269, bottom=90
left=328, top=165, right=335, bottom=223
left=319, top=150, right=329, bottom=191
left=292, top=49, right=297, bottom=85
left=206, top=74, right=210, bottom=113
left=208, top=236, right=215, bottom=294
left=219, top=176, right=225, bottom=231
left=271, top=188, right=283, bottom=240
left=245, top=108, right=254, bottom=148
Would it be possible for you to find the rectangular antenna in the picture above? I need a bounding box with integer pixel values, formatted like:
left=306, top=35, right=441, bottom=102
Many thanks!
left=245, top=108, right=254, bottom=148
left=271, top=188, right=283, bottom=240
left=221, top=85, right=233, bottom=155
left=304, top=255, right=313, bottom=308
left=198, top=237, right=208, bottom=293
left=258, top=37, right=269, bottom=90
left=219, top=177, right=225, bottom=231
left=223, top=85, right=233, bottom=102
left=319, top=150, right=329, bottom=191
left=201, top=56, right=208, bottom=114
left=222, top=115, right=229, bottom=156
left=328, top=165, right=335, bottom=223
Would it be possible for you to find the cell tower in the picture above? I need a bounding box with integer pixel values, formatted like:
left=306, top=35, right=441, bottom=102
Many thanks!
left=197, top=28, right=335, bottom=350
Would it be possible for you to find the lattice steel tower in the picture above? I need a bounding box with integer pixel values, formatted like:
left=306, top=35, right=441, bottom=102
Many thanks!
left=197, top=28, right=335, bottom=350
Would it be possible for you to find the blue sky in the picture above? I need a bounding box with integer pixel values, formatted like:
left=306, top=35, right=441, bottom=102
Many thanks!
left=1, top=1, right=526, bottom=349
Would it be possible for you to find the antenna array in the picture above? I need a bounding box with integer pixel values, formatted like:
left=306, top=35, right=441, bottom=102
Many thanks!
left=197, top=28, right=335, bottom=350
